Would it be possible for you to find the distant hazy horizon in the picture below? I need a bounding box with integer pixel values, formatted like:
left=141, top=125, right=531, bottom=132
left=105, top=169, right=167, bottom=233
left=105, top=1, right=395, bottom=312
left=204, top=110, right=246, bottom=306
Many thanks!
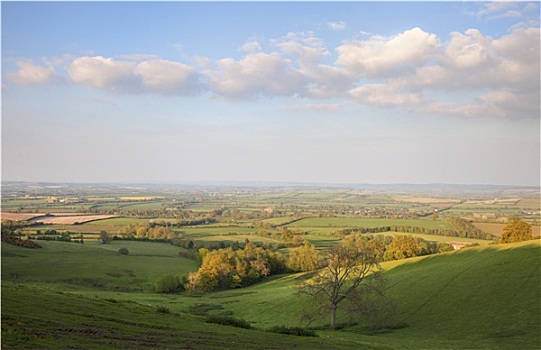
left=2, top=2, right=540, bottom=186
left=2, top=180, right=539, bottom=191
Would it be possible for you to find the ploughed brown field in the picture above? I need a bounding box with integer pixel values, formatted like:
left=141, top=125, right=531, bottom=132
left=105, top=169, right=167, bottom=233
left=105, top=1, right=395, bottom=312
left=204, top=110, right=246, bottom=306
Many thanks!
left=1, top=213, right=118, bottom=225
left=1, top=213, right=46, bottom=221
left=473, top=222, right=541, bottom=238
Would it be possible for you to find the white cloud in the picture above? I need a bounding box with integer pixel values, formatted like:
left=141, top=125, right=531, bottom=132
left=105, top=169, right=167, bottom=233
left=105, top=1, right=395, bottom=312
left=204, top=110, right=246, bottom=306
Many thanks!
left=135, top=59, right=201, bottom=95
left=476, top=2, right=527, bottom=20
left=69, top=56, right=138, bottom=93
left=336, top=27, right=440, bottom=78
left=327, top=21, right=346, bottom=31
left=364, top=26, right=541, bottom=118
left=206, top=52, right=307, bottom=99
left=68, top=56, right=200, bottom=95
left=7, top=60, right=59, bottom=86
left=444, top=29, right=489, bottom=69
left=6, top=25, right=539, bottom=119
left=273, top=32, right=329, bottom=66
left=272, top=32, right=353, bottom=98
left=239, top=40, right=262, bottom=53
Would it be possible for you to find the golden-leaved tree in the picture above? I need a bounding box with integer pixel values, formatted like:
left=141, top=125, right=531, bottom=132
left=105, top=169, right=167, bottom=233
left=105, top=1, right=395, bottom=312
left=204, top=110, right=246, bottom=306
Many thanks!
left=499, top=219, right=533, bottom=243
left=287, top=240, right=319, bottom=272
left=185, top=242, right=286, bottom=292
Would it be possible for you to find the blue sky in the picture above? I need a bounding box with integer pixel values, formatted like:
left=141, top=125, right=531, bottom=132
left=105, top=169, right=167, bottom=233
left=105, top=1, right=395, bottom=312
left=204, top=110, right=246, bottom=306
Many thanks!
left=2, top=1, right=540, bottom=186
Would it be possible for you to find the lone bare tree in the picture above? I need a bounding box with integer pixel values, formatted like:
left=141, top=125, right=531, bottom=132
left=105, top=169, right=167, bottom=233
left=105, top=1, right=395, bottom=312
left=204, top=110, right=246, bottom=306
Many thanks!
left=297, top=235, right=386, bottom=330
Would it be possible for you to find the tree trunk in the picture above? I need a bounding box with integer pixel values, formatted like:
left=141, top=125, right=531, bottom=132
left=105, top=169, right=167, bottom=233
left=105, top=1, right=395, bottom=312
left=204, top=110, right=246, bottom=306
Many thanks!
left=330, top=304, right=337, bottom=330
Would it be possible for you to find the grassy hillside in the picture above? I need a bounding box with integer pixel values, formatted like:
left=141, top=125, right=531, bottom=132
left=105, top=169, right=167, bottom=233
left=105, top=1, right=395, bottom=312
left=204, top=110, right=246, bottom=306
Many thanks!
left=2, top=239, right=540, bottom=349
left=377, top=240, right=541, bottom=349
left=1, top=240, right=199, bottom=292
left=182, top=240, right=540, bottom=349
left=2, top=283, right=366, bottom=349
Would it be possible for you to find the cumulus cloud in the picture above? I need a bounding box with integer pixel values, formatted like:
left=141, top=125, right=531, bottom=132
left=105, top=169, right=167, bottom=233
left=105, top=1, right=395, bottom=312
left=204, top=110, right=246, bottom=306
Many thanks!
left=6, top=24, right=539, bottom=118
left=135, top=59, right=201, bottom=95
left=272, top=32, right=353, bottom=98
left=69, top=56, right=138, bottom=93
left=206, top=52, right=307, bottom=99
left=343, top=26, right=539, bottom=118
left=336, top=27, right=440, bottom=78
left=68, top=56, right=200, bottom=95
left=400, top=26, right=540, bottom=92
left=7, top=60, right=60, bottom=86
left=327, top=21, right=346, bottom=31
left=444, top=29, right=489, bottom=68
left=273, top=32, right=329, bottom=66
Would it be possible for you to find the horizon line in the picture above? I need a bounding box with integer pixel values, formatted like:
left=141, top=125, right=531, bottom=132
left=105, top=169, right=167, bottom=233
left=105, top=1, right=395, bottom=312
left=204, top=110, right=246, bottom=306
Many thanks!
left=2, top=180, right=540, bottom=189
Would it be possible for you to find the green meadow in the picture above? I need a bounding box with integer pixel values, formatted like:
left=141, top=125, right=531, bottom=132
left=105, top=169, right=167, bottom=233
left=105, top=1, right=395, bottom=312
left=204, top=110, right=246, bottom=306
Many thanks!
left=286, top=217, right=454, bottom=230
left=2, top=239, right=539, bottom=349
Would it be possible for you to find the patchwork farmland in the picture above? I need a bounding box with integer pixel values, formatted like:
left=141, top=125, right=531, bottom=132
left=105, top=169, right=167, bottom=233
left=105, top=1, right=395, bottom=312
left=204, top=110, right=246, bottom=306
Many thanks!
left=1, top=182, right=539, bottom=349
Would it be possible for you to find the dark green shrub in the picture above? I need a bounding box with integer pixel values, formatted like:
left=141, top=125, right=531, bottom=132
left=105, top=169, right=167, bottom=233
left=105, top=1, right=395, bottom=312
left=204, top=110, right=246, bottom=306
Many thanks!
left=156, top=306, right=171, bottom=314
left=154, top=275, right=181, bottom=293
left=205, top=315, right=252, bottom=329
left=1, top=235, right=42, bottom=249
left=268, top=326, right=318, bottom=337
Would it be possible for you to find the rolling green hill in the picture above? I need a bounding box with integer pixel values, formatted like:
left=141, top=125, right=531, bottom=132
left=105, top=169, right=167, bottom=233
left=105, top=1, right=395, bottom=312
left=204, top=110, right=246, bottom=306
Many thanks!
left=2, top=239, right=540, bottom=349
left=376, top=240, right=541, bottom=349
left=177, top=240, right=540, bottom=349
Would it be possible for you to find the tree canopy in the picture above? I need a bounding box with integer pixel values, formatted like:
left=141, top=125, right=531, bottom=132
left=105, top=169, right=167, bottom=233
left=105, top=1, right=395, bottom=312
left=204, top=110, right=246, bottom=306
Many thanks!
left=297, top=235, right=385, bottom=330
left=185, top=242, right=286, bottom=292
left=287, top=240, right=319, bottom=272
left=499, top=219, right=533, bottom=243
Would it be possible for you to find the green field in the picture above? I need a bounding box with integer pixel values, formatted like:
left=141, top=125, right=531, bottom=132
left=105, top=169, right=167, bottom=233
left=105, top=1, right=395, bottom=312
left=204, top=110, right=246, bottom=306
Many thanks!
left=1, top=241, right=198, bottom=292
left=179, top=226, right=256, bottom=239
left=2, top=239, right=539, bottom=349
left=371, top=231, right=490, bottom=245
left=286, top=217, right=454, bottom=233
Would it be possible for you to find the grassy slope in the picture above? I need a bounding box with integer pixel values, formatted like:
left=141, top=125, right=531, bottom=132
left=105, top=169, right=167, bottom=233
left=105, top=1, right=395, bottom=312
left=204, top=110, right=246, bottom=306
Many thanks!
left=196, top=241, right=541, bottom=349
left=2, top=240, right=540, bottom=349
left=375, top=240, right=541, bottom=349
left=2, top=284, right=365, bottom=350
left=2, top=240, right=199, bottom=292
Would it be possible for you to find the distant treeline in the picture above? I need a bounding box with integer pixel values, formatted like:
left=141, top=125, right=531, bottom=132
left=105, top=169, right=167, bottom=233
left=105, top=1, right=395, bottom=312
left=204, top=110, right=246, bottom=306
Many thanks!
left=333, top=217, right=495, bottom=241
left=446, top=217, right=494, bottom=239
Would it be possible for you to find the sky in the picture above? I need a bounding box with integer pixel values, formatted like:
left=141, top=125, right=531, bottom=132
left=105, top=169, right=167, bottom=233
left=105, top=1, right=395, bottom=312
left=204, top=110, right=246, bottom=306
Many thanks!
left=2, top=1, right=540, bottom=186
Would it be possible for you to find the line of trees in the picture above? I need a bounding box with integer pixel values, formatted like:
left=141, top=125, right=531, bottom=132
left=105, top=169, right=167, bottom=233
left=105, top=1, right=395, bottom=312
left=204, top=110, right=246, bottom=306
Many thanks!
left=333, top=221, right=495, bottom=240
left=447, top=217, right=494, bottom=240
left=120, top=222, right=177, bottom=240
